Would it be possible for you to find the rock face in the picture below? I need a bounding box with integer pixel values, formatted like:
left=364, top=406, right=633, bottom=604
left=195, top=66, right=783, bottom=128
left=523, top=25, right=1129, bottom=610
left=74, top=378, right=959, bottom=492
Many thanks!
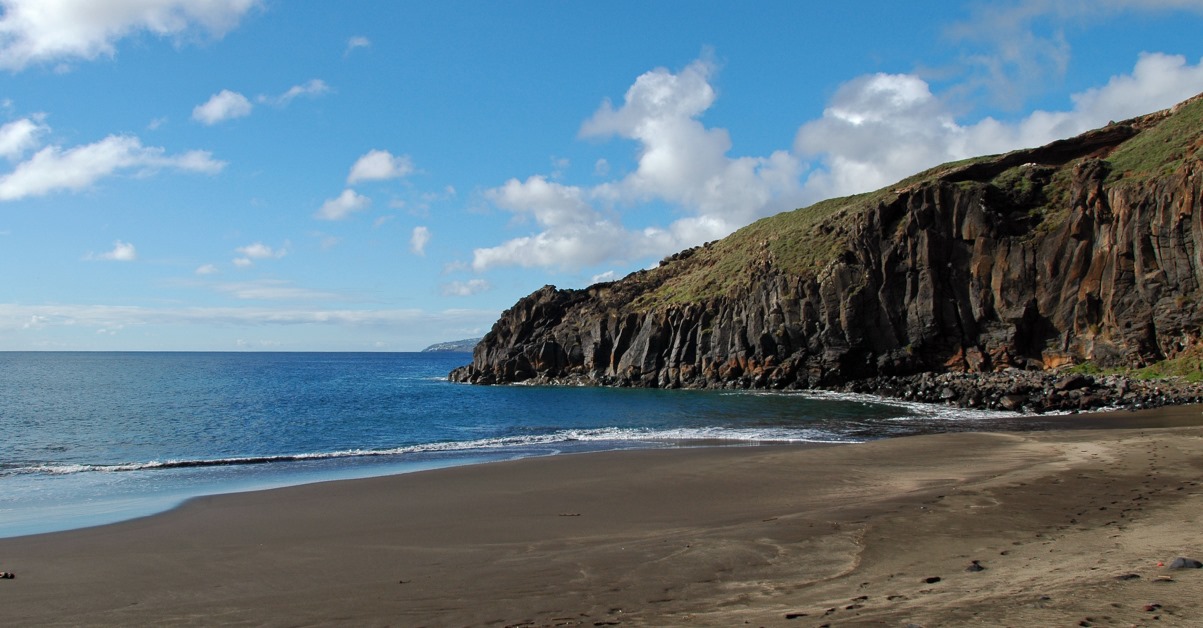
left=451, top=95, right=1203, bottom=393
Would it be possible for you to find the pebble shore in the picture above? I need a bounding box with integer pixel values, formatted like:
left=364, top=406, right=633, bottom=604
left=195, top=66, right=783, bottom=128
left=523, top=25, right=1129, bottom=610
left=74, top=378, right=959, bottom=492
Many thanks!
left=837, top=370, right=1203, bottom=413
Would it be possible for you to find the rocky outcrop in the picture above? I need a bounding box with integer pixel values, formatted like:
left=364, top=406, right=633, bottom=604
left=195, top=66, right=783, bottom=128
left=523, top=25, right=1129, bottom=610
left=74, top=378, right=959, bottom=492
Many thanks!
left=451, top=95, right=1203, bottom=397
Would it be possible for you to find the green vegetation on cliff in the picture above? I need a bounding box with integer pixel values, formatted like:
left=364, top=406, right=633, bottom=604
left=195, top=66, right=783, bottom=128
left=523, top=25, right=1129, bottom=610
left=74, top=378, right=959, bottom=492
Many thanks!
left=1107, top=94, right=1203, bottom=182
left=639, top=192, right=875, bottom=308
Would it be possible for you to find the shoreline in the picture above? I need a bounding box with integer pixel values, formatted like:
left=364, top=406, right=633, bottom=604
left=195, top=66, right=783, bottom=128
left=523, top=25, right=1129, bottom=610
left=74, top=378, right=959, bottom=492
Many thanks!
left=0, top=394, right=1184, bottom=541
left=2, top=405, right=1202, bottom=626
left=0, top=387, right=1027, bottom=540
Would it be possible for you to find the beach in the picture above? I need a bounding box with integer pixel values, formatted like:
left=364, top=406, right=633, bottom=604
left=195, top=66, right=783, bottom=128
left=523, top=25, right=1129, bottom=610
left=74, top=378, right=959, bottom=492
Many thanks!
left=3, top=407, right=1203, bottom=627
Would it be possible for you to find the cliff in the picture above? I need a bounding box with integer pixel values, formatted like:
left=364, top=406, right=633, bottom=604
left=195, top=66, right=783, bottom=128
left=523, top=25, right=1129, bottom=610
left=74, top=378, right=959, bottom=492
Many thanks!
left=451, top=94, right=1203, bottom=392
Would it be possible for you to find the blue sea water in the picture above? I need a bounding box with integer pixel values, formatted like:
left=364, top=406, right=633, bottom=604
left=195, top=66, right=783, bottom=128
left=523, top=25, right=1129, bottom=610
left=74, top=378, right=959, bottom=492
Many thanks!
left=0, top=352, right=1021, bottom=538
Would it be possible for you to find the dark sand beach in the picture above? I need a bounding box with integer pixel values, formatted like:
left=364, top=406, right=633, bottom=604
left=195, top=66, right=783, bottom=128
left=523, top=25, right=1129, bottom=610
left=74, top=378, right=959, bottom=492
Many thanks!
left=3, top=406, right=1203, bottom=627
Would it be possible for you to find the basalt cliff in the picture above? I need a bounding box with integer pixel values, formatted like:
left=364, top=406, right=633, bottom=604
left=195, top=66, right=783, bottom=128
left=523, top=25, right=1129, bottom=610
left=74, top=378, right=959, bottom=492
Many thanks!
left=451, top=95, right=1203, bottom=399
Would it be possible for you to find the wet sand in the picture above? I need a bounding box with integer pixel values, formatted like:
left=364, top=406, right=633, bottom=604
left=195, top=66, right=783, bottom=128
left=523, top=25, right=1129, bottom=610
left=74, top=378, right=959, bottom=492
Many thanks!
left=3, top=406, right=1203, bottom=626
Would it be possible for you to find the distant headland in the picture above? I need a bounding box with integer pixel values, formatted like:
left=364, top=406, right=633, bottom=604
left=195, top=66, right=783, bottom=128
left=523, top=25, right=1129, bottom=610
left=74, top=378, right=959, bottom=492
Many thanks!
left=421, top=338, right=481, bottom=353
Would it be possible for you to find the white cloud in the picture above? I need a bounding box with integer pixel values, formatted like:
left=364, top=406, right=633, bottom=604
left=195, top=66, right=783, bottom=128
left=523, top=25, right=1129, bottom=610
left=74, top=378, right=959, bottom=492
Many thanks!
left=472, top=219, right=638, bottom=272
left=1068, top=52, right=1203, bottom=122
left=347, top=149, right=413, bottom=184
left=0, top=0, right=261, bottom=71
left=0, top=116, right=47, bottom=159
left=794, top=52, right=1203, bottom=200
left=192, top=89, right=252, bottom=125
left=471, top=58, right=805, bottom=272
left=590, top=270, right=617, bottom=284
left=195, top=263, right=218, bottom=275
left=232, top=241, right=285, bottom=266
left=315, top=188, right=371, bottom=220
left=89, top=240, right=136, bottom=261
left=487, top=175, right=597, bottom=228
left=583, top=59, right=805, bottom=221
left=345, top=35, right=370, bottom=56
left=0, top=133, right=224, bottom=201
left=235, top=242, right=285, bottom=259
left=264, top=78, right=329, bottom=106
left=410, top=225, right=430, bottom=256
left=441, top=279, right=490, bottom=297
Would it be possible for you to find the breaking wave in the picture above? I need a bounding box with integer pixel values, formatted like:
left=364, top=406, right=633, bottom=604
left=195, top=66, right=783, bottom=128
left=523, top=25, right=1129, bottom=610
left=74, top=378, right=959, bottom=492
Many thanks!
left=4, top=425, right=855, bottom=478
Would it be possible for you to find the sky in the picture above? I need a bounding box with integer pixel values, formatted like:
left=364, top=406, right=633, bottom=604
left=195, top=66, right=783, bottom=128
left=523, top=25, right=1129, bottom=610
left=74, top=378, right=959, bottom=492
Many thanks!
left=3, top=1, right=1203, bottom=351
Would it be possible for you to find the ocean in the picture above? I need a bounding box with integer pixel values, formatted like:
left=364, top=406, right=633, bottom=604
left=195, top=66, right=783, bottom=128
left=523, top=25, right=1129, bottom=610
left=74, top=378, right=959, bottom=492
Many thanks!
left=0, top=351, right=1025, bottom=538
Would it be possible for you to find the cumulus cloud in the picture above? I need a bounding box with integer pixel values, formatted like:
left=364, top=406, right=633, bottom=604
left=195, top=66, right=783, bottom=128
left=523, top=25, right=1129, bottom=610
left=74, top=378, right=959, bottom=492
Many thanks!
left=795, top=52, right=1203, bottom=200
left=487, top=175, right=597, bottom=228
left=193, top=80, right=327, bottom=123
left=235, top=242, right=284, bottom=259
left=88, top=240, right=136, bottom=261
left=472, top=219, right=638, bottom=272
left=347, top=149, right=413, bottom=184
left=232, top=241, right=286, bottom=267
left=195, top=263, right=218, bottom=275
left=0, top=133, right=224, bottom=201
left=441, top=279, right=490, bottom=297
left=315, top=188, right=371, bottom=220
left=582, top=58, right=804, bottom=222
left=0, top=116, right=47, bottom=159
left=192, top=89, right=252, bottom=125
left=0, top=0, right=261, bottom=71
left=410, top=225, right=430, bottom=256
left=471, top=59, right=805, bottom=272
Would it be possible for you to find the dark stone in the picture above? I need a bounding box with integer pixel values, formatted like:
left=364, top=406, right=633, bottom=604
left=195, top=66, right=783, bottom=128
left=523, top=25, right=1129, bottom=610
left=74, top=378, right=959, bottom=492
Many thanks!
left=1168, top=557, right=1203, bottom=569
left=1054, top=374, right=1093, bottom=391
left=1000, top=394, right=1028, bottom=411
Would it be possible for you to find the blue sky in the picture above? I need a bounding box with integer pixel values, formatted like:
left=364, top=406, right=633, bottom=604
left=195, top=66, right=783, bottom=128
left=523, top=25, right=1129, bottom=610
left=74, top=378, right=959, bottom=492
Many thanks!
left=2, top=1, right=1203, bottom=351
